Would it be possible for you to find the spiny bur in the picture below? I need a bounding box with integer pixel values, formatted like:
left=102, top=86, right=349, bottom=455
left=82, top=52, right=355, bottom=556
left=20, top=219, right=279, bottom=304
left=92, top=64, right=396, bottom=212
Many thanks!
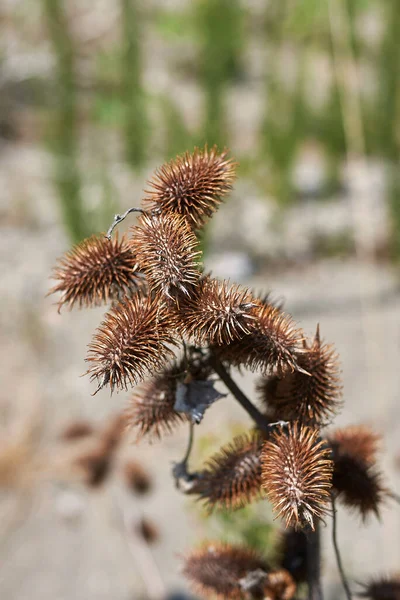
left=183, top=542, right=270, bottom=600
left=50, top=234, right=142, bottom=311
left=129, top=212, right=202, bottom=298
left=193, top=431, right=264, bottom=511
left=257, top=326, right=342, bottom=427
left=261, top=422, right=333, bottom=530
left=86, top=294, right=176, bottom=393
left=144, top=145, right=237, bottom=229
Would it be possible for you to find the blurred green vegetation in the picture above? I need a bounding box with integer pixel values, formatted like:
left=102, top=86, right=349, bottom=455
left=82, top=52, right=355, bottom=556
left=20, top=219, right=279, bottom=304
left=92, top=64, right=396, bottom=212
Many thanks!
left=35, top=0, right=399, bottom=252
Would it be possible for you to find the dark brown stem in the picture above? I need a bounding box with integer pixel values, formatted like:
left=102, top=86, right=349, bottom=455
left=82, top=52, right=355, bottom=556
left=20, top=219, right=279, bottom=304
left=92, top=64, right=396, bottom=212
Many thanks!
left=208, top=352, right=268, bottom=432
left=307, top=522, right=323, bottom=600
left=331, top=495, right=352, bottom=600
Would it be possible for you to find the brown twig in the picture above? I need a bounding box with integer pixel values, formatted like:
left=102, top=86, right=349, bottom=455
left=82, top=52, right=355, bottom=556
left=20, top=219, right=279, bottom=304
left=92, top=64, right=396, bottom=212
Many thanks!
left=331, top=495, right=353, bottom=600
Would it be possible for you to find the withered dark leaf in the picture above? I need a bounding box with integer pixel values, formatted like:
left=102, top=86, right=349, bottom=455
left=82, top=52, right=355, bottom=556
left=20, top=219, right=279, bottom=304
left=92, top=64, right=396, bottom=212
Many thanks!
left=174, top=380, right=226, bottom=424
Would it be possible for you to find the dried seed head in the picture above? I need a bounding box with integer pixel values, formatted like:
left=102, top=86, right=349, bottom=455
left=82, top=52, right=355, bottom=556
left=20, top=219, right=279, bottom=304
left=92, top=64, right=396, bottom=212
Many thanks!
left=136, top=518, right=159, bottom=545
left=129, top=212, right=202, bottom=298
left=76, top=443, right=112, bottom=487
left=257, top=326, right=342, bottom=427
left=215, top=303, right=304, bottom=376
left=358, top=575, right=400, bottom=600
left=275, top=528, right=308, bottom=584
left=263, top=569, right=297, bottom=600
left=49, top=234, right=143, bottom=311
left=261, top=423, right=333, bottom=530
left=183, top=542, right=269, bottom=600
left=328, top=425, right=381, bottom=466
left=144, top=145, right=237, bottom=228
left=126, top=364, right=187, bottom=440
left=328, top=427, right=386, bottom=520
left=86, top=294, right=176, bottom=393
left=176, top=277, right=259, bottom=345
left=60, top=420, right=95, bottom=442
left=123, top=460, right=152, bottom=495
left=193, top=431, right=264, bottom=511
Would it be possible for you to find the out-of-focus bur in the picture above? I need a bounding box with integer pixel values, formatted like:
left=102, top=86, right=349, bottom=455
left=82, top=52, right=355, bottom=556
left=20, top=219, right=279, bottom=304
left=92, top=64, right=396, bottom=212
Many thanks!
left=357, top=575, right=400, bottom=600
left=261, top=422, right=333, bottom=530
left=49, top=234, right=143, bottom=311
left=192, top=431, right=264, bottom=511
left=123, top=460, right=152, bottom=495
left=136, top=518, right=159, bottom=544
left=129, top=212, right=202, bottom=298
left=215, top=303, right=304, bottom=376
left=328, top=426, right=386, bottom=520
left=257, top=326, right=342, bottom=427
left=144, top=145, right=237, bottom=229
left=75, top=443, right=113, bottom=487
left=60, top=420, right=95, bottom=442
left=182, top=542, right=270, bottom=599
left=126, top=364, right=187, bottom=440
left=86, top=294, right=176, bottom=393
left=175, top=277, right=259, bottom=346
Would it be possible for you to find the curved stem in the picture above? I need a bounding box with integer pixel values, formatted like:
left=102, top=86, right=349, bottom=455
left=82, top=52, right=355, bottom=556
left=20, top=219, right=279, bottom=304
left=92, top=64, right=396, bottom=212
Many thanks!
left=106, top=207, right=144, bottom=239
left=208, top=352, right=268, bottom=432
left=331, top=495, right=352, bottom=600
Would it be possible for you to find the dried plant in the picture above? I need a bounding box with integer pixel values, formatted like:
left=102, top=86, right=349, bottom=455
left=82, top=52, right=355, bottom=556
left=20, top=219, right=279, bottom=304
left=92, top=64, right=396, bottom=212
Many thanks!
left=49, top=146, right=395, bottom=600
left=49, top=234, right=142, bottom=311
left=358, top=575, right=400, bottom=600
left=176, top=277, right=259, bottom=345
left=86, top=294, right=176, bottom=392
left=183, top=542, right=269, bottom=599
left=144, top=145, right=237, bottom=229
left=193, top=431, right=264, bottom=511
left=123, top=460, right=152, bottom=495
left=60, top=420, right=95, bottom=441
left=328, top=427, right=387, bottom=520
left=257, top=326, right=342, bottom=427
left=129, top=212, right=202, bottom=298
left=215, top=303, right=304, bottom=375
left=126, top=364, right=187, bottom=440
left=261, top=423, right=333, bottom=530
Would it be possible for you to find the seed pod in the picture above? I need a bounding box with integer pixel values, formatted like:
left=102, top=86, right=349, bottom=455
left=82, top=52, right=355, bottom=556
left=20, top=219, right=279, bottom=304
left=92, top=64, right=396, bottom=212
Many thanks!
left=183, top=542, right=269, bottom=600
left=144, top=145, right=237, bottom=228
left=130, top=212, right=202, bottom=298
left=193, top=431, right=264, bottom=511
left=176, top=277, right=259, bottom=346
left=49, top=234, right=142, bottom=311
left=257, top=326, right=342, bottom=427
left=126, top=364, right=186, bottom=440
left=261, top=423, right=333, bottom=530
left=86, top=294, right=176, bottom=393
left=328, top=426, right=386, bottom=520
left=215, top=303, right=304, bottom=376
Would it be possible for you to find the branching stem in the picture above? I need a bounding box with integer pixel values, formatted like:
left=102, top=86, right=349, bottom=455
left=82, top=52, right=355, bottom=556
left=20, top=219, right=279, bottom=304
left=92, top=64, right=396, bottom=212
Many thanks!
left=106, top=207, right=144, bottom=239
left=208, top=352, right=268, bottom=432
left=331, top=495, right=352, bottom=600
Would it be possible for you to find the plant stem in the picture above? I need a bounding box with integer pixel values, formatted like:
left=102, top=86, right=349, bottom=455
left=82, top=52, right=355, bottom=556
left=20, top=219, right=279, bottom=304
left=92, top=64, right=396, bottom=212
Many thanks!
left=208, top=352, right=268, bottom=432
left=105, top=207, right=144, bottom=239
left=307, top=522, right=323, bottom=600
left=331, top=495, right=352, bottom=600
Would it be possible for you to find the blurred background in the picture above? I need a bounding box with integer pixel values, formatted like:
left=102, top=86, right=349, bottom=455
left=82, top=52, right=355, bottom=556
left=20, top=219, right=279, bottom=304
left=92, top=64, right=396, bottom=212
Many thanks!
left=1, top=0, right=400, bottom=599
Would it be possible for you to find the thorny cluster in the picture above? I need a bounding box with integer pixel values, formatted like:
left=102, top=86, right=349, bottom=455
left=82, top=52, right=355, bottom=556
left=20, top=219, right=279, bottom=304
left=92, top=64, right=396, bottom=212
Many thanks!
left=50, top=146, right=398, bottom=600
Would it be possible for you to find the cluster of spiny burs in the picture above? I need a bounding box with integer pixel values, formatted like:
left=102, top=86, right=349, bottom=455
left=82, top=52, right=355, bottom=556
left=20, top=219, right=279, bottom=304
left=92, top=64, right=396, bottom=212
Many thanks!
left=50, top=146, right=396, bottom=600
